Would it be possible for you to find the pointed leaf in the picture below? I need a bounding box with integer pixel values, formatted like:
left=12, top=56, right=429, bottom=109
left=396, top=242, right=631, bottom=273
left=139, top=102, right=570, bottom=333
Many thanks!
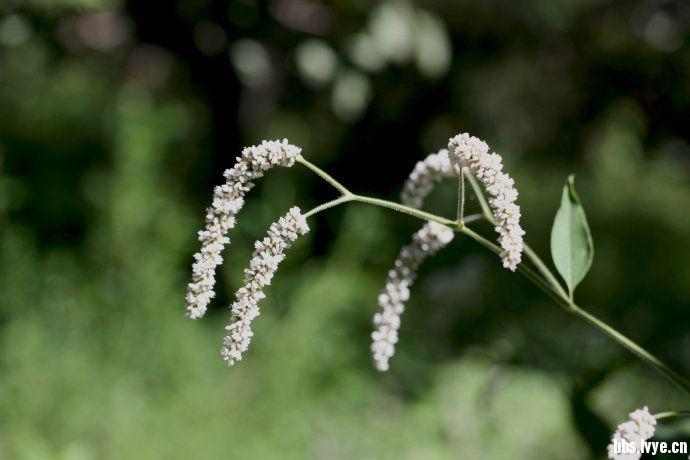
left=550, top=175, right=594, bottom=298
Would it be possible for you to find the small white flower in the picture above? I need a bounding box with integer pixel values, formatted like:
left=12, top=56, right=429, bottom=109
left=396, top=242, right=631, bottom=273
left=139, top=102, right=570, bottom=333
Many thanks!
left=371, top=221, right=454, bottom=371
left=370, top=149, right=457, bottom=372
left=220, top=207, right=309, bottom=366
left=186, top=139, right=302, bottom=319
left=606, top=406, right=657, bottom=460
left=447, top=133, right=524, bottom=271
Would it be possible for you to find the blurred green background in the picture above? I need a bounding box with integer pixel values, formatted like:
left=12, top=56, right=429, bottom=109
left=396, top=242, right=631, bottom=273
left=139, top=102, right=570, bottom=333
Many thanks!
left=1, top=0, right=689, bottom=458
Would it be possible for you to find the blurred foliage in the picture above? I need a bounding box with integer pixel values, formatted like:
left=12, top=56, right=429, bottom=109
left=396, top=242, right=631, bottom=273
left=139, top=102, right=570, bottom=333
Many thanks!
left=1, top=0, right=689, bottom=458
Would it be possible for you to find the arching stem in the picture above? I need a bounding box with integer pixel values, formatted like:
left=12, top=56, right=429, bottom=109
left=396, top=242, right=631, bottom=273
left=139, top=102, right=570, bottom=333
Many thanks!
left=299, top=157, right=690, bottom=397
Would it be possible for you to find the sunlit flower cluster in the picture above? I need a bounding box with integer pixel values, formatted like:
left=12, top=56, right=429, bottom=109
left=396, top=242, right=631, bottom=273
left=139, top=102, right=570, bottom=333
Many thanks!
left=186, top=139, right=301, bottom=319
left=447, top=133, right=524, bottom=271
left=370, top=149, right=457, bottom=371
left=371, top=221, right=454, bottom=371
left=221, top=207, right=309, bottom=366
left=400, top=149, right=455, bottom=208
left=606, top=406, right=657, bottom=460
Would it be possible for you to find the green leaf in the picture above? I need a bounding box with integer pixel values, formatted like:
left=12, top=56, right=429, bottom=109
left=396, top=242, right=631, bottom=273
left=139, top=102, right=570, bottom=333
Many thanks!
left=550, top=175, right=594, bottom=298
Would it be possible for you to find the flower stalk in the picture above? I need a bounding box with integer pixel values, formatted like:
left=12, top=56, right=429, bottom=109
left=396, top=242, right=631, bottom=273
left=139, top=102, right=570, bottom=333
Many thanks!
left=457, top=167, right=465, bottom=222
left=187, top=140, right=688, bottom=397
left=654, top=411, right=690, bottom=420
left=299, top=156, right=690, bottom=397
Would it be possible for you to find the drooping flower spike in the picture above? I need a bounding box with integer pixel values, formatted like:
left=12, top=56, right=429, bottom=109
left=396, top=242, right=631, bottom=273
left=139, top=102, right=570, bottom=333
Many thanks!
left=371, top=221, right=454, bottom=371
left=606, top=406, right=657, bottom=460
left=371, top=149, right=456, bottom=371
left=185, top=139, right=301, bottom=319
left=221, top=207, right=309, bottom=365
left=448, top=133, right=524, bottom=271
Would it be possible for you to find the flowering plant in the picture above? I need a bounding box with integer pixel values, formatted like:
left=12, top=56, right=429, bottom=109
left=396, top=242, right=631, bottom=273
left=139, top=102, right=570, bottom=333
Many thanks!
left=185, top=135, right=689, bottom=459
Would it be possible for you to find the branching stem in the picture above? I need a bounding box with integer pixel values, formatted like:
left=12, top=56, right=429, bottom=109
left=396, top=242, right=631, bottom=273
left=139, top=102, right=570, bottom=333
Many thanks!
left=299, top=157, right=690, bottom=397
left=297, top=155, right=351, bottom=196
left=303, top=196, right=353, bottom=218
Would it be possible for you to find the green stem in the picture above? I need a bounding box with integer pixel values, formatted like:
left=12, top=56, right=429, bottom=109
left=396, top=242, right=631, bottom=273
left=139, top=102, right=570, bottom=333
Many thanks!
left=459, top=226, right=568, bottom=308
left=572, top=307, right=690, bottom=396
left=523, top=244, right=569, bottom=300
left=462, top=213, right=484, bottom=224
left=303, top=195, right=353, bottom=218
left=305, top=196, right=483, bottom=226
left=297, top=155, right=351, bottom=196
left=460, top=225, right=689, bottom=396
left=655, top=411, right=690, bottom=421
left=463, top=169, right=568, bottom=299
left=464, top=168, right=493, bottom=220
left=298, top=156, right=690, bottom=397
left=350, top=195, right=456, bottom=227
left=457, top=168, right=465, bottom=222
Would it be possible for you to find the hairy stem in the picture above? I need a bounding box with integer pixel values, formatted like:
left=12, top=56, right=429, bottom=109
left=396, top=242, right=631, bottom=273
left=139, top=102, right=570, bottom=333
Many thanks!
left=304, top=195, right=353, bottom=218
left=351, top=195, right=456, bottom=227
left=462, top=213, right=484, bottom=224
left=654, top=411, right=690, bottom=421
left=523, top=244, right=569, bottom=300
left=463, top=170, right=568, bottom=299
left=297, top=155, right=351, bottom=196
left=298, top=157, right=690, bottom=397
left=460, top=225, right=689, bottom=396
left=457, top=168, right=466, bottom=222
left=459, top=226, right=569, bottom=308
left=464, top=168, right=492, bottom=220
left=573, top=307, right=689, bottom=396
left=458, top=168, right=683, bottom=390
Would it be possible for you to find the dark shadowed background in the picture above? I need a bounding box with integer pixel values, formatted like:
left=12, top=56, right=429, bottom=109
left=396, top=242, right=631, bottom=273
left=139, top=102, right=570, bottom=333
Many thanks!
left=0, top=0, right=689, bottom=458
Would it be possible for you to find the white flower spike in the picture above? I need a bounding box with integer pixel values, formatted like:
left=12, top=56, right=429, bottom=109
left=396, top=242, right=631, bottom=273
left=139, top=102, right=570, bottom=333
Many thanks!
left=221, top=207, right=309, bottom=366
left=370, top=149, right=457, bottom=371
left=371, top=221, right=454, bottom=371
left=186, top=139, right=302, bottom=319
left=606, top=406, right=657, bottom=460
left=370, top=149, right=456, bottom=372
left=448, top=133, right=524, bottom=271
